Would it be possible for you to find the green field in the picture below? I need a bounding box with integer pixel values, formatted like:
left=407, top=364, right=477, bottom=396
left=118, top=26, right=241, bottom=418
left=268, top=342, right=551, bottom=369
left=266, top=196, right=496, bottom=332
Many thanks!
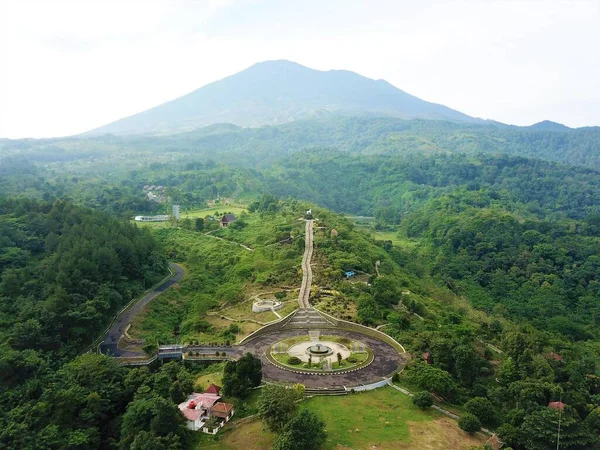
left=181, top=206, right=247, bottom=219
left=193, top=387, right=485, bottom=450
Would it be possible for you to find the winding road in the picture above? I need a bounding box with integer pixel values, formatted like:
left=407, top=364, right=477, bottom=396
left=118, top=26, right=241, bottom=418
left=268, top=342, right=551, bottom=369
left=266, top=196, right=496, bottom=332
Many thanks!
left=100, top=262, right=184, bottom=357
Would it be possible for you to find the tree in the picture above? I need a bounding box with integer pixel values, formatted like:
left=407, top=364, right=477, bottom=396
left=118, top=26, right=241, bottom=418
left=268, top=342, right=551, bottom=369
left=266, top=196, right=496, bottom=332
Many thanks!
left=336, top=352, right=342, bottom=366
left=257, top=384, right=301, bottom=432
left=412, top=391, right=434, bottom=409
left=222, top=352, right=262, bottom=399
left=464, top=397, right=495, bottom=424
left=520, top=407, right=598, bottom=450
left=272, top=410, right=327, bottom=450
left=194, top=217, right=204, bottom=231
left=120, top=396, right=187, bottom=449
left=408, top=363, right=457, bottom=400
left=458, top=413, right=481, bottom=433
left=130, top=431, right=182, bottom=450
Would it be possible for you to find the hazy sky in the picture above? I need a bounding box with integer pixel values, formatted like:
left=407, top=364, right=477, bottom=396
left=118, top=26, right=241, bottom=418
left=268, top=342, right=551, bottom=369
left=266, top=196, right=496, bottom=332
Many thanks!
left=1, top=0, right=599, bottom=138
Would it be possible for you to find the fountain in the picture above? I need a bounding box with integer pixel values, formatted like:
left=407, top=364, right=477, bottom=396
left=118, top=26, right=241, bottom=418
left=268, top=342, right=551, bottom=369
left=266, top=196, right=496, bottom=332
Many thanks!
left=306, top=343, right=333, bottom=357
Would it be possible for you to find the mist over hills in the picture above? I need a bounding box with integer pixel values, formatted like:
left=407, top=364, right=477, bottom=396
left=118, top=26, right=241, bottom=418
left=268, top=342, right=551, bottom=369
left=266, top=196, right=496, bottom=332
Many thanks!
left=85, top=60, right=482, bottom=136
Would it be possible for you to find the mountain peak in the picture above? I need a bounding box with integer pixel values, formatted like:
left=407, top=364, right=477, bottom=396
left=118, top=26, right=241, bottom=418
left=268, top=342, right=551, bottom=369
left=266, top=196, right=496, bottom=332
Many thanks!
left=85, top=60, right=479, bottom=136
left=529, top=120, right=571, bottom=131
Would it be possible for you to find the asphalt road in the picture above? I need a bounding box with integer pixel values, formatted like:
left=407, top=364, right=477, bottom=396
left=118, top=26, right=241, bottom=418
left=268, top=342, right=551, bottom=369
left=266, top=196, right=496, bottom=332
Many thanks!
left=100, top=262, right=184, bottom=357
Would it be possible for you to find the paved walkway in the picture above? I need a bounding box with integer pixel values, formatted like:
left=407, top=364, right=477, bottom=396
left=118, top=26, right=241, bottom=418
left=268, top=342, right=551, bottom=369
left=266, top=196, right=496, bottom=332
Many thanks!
left=242, top=328, right=408, bottom=388
left=100, top=263, right=184, bottom=357
left=298, top=220, right=313, bottom=308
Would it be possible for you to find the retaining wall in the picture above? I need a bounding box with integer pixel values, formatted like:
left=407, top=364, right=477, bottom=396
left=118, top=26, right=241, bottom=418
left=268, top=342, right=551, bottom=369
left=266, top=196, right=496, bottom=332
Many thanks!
left=348, top=378, right=390, bottom=392
left=316, top=309, right=406, bottom=354
left=238, top=309, right=297, bottom=344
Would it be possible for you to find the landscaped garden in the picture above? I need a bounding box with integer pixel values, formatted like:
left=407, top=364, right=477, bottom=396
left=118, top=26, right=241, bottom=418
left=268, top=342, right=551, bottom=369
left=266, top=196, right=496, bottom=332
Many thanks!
left=268, top=334, right=373, bottom=372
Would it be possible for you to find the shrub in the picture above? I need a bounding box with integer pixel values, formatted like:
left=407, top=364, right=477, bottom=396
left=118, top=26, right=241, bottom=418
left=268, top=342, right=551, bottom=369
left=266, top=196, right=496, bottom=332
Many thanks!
left=347, top=356, right=358, bottom=364
left=412, top=391, right=434, bottom=409
left=287, top=356, right=302, bottom=365
left=391, top=372, right=400, bottom=382
left=458, top=413, right=481, bottom=433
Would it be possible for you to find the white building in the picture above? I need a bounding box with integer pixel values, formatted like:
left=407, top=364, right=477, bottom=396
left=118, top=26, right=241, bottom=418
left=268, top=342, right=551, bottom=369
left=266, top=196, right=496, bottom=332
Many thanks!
left=133, top=215, right=170, bottom=222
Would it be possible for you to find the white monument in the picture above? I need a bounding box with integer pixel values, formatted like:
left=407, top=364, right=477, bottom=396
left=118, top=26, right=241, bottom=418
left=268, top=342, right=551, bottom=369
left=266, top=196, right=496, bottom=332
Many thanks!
left=173, top=204, right=180, bottom=220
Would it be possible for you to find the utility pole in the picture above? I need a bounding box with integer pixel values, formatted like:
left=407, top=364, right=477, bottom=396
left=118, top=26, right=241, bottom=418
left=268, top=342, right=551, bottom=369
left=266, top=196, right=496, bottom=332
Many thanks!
left=556, top=395, right=563, bottom=450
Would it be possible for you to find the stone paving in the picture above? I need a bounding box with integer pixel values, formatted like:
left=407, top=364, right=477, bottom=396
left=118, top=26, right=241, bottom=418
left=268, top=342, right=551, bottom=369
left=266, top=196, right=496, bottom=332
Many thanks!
left=241, top=328, right=408, bottom=388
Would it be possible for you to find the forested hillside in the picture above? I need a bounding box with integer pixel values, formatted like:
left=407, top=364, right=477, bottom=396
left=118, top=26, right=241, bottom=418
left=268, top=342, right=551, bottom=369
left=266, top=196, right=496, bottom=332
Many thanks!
left=0, top=199, right=175, bottom=447
left=267, top=151, right=600, bottom=218
left=0, top=198, right=168, bottom=356
left=2, top=116, right=600, bottom=170
left=2, top=114, right=600, bottom=449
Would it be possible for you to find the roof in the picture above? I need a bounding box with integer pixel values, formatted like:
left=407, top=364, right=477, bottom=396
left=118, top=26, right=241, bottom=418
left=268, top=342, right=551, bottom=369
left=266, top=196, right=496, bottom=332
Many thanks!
left=546, top=352, right=563, bottom=362
left=485, top=434, right=503, bottom=450
left=212, top=402, right=234, bottom=418
left=181, top=408, right=204, bottom=421
left=205, top=384, right=222, bottom=395
left=221, top=214, right=236, bottom=223
left=331, top=229, right=338, bottom=236
left=548, top=401, right=566, bottom=410
left=178, top=392, right=222, bottom=421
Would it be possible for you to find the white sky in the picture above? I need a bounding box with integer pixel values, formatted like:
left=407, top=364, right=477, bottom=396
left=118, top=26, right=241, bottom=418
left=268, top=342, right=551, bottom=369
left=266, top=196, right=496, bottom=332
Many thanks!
left=1, top=0, right=599, bottom=138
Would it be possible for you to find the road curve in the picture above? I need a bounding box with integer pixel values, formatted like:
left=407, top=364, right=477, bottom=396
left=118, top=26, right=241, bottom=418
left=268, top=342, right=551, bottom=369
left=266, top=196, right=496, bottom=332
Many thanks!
left=297, top=220, right=313, bottom=308
left=100, top=262, right=184, bottom=357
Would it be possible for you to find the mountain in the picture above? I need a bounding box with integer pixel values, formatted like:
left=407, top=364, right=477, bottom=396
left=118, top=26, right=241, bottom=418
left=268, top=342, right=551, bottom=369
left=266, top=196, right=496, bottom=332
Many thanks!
left=528, top=120, right=571, bottom=131
left=85, top=60, right=481, bottom=136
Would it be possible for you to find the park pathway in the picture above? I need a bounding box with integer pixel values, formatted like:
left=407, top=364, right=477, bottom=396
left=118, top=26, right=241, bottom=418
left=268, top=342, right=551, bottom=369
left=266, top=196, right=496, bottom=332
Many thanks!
left=297, top=220, right=314, bottom=308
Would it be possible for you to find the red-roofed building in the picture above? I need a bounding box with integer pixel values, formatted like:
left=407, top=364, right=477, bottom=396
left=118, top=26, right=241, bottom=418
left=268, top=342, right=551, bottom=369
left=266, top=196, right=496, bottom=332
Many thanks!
left=212, top=402, right=234, bottom=420
left=548, top=401, right=566, bottom=410
left=331, top=229, right=338, bottom=237
left=423, top=352, right=433, bottom=365
left=546, top=352, right=563, bottom=362
left=205, top=384, right=221, bottom=395
left=178, top=391, right=235, bottom=433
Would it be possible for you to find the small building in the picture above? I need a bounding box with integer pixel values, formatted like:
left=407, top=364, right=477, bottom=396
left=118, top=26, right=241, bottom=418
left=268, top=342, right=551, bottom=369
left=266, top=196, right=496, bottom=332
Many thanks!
left=220, top=214, right=236, bottom=228
left=205, top=384, right=221, bottom=395
left=134, top=215, right=170, bottom=222
left=548, top=401, right=566, bottom=411
left=178, top=385, right=235, bottom=433
left=345, top=271, right=356, bottom=278
left=211, top=402, right=234, bottom=421
left=331, top=229, right=338, bottom=237
left=546, top=352, right=563, bottom=362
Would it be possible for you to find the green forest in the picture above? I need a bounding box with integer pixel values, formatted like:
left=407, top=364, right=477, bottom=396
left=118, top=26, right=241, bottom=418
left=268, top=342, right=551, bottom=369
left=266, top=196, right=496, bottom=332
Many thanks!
left=1, top=116, right=600, bottom=449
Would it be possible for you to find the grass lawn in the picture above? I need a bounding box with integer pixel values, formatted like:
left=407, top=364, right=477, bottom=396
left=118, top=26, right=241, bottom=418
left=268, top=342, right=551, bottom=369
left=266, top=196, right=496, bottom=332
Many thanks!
left=370, top=230, right=421, bottom=250
left=189, top=387, right=485, bottom=450
left=192, top=418, right=275, bottom=450
left=302, top=387, right=437, bottom=449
